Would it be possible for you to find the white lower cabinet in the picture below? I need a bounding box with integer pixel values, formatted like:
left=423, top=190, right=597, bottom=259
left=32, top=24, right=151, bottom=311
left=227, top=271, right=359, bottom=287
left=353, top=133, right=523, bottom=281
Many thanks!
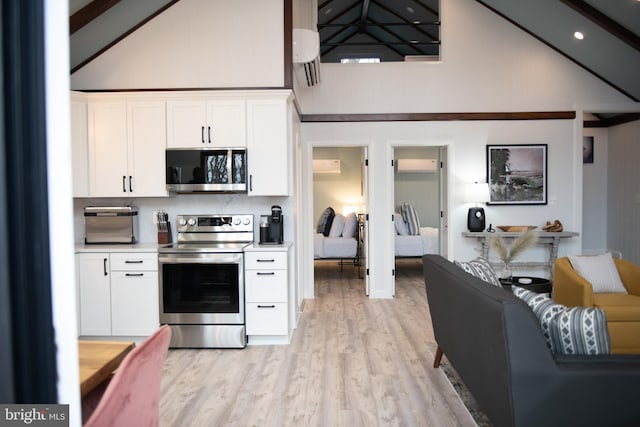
left=244, top=249, right=289, bottom=342
left=78, top=251, right=159, bottom=337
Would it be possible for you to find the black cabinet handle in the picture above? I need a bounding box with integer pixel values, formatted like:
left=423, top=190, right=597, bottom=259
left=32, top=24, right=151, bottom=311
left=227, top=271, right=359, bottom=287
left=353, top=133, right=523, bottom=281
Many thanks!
left=103, top=258, right=108, bottom=276
left=129, top=176, right=133, bottom=192
left=208, top=126, right=211, bottom=143
left=124, top=260, right=144, bottom=264
left=122, top=176, right=126, bottom=192
left=201, top=126, right=205, bottom=143
left=257, top=305, right=276, bottom=309
left=125, top=273, right=144, bottom=277
left=257, top=272, right=275, bottom=275
left=249, top=175, right=253, bottom=192
left=257, top=259, right=275, bottom=263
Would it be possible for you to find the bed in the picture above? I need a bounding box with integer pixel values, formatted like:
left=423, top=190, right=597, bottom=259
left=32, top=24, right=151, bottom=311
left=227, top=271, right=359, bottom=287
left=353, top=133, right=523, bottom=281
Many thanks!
left=313, top=209, right=361, bottom=274
left=394, top=203, right=439, bottom=257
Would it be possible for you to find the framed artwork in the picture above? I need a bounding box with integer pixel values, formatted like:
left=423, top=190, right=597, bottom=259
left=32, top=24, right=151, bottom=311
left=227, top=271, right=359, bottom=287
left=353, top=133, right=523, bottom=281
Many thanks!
left=486, top=144, right=547, bottom=205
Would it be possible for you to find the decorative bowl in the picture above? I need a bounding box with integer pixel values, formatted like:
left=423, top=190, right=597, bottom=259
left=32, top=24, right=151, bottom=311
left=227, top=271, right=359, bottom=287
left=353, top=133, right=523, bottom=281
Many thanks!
left=496, top=225, right=537, bottom=232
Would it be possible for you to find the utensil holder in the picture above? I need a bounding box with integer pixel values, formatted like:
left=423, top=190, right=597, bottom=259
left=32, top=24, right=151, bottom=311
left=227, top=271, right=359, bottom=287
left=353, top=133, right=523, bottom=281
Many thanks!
left=157, top=222, right=172, bottom=244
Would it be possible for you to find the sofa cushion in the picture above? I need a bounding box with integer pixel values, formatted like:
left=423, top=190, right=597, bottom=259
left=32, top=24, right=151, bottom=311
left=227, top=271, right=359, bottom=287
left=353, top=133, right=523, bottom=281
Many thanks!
left=568, top=252, right=627, bottom=294
left=454, top=257, right=501, bottom=287
left=548, top=306, right=611, bottom=355
left=401, top=203, right=420, bottom=236
left=316, top=207, right=335, bottom=236
left=328, top=214, right=345, bottom=237
left=594, top=293, right=640, bottom=322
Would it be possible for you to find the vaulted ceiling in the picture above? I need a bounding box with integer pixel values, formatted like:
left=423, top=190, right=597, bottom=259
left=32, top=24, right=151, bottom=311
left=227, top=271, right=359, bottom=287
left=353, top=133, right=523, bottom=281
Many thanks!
left=70, top=0, right=640, bottom=106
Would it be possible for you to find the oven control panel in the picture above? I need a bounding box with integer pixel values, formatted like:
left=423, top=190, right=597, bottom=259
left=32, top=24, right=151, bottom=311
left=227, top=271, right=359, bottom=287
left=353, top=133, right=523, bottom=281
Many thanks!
left=176, top=214, right=253, bottom=233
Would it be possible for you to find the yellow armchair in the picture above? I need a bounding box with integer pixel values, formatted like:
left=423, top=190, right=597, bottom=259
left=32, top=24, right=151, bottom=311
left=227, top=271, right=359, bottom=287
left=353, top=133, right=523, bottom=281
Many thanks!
left=554, top=257, right=640, bottom=354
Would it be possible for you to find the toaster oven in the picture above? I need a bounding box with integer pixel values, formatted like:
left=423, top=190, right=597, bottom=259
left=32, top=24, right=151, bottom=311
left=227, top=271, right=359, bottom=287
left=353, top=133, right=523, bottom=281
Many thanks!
left=84, top=206, right=139, bottom=244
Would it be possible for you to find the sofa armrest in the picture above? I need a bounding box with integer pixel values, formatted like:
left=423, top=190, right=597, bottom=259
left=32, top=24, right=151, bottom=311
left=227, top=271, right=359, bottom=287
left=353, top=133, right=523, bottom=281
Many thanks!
left=553, top=257, right=594, bottom=306
left=615, top=258, right=640, bottom=296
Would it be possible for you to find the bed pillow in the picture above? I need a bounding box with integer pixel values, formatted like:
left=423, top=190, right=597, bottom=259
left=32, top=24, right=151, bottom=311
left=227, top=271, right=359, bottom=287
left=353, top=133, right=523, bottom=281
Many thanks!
left=401, top=203, right=420, bottom=236
left=329, top=214, right=345, bottom=237
left=394, top=213, right=409, bottom=235
left=454, top=257, right=501, bottom=287
left=316, top=207, right=335, bottom=236
left=568, top=252, right=627, bottom=294
left=342, top=213, right=358, bottom=238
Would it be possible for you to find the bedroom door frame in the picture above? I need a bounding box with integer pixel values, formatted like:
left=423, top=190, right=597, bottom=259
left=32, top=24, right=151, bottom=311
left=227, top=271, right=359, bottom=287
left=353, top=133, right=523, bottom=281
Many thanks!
left=306, top=142, right=371, bottom=299
left=388, top=141, right=450, bottom=295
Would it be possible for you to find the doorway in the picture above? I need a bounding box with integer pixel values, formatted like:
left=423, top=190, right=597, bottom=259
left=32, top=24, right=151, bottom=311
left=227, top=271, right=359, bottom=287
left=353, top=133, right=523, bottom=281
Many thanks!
left=391, top=145, right=448, bottom=294
left=312, top=146, right=369, bottom=295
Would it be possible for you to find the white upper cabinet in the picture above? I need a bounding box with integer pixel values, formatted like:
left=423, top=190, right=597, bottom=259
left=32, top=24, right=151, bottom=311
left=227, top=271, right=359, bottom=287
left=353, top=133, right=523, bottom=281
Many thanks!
left=70, top=93, right=89, bottom=197
left=166, top=99, right=246, bottom=148
left=87, top=96, right=167, bottom=197
left=246, top=95, right=290, bottom=196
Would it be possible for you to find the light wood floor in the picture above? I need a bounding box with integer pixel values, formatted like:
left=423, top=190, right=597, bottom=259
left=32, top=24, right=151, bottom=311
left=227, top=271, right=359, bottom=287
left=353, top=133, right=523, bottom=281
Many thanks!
left=158, top=259, right=477, bottom=427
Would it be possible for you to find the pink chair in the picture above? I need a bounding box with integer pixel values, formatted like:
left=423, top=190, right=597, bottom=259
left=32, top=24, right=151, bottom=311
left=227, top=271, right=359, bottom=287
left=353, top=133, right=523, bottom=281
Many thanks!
left=83, top=325, right=172, bottom=426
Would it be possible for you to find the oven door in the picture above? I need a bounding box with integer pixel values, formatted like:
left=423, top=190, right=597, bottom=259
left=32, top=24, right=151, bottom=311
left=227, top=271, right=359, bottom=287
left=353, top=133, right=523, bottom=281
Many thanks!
left=159, top=252, right=244, bottom=325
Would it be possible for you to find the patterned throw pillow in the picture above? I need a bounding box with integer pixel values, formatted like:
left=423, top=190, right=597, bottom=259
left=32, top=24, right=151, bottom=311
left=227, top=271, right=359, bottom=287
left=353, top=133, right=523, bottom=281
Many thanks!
left=316, top=207, right=335, bottom=236
left=454, top=257, right=501, bottom=287
left=548, top=307, right=611, bottom=355
left=512, top=285, right=611, bottom=355
left=512, top=286, right=565, bottom=350
left=401, top=203, right=420, bottom=236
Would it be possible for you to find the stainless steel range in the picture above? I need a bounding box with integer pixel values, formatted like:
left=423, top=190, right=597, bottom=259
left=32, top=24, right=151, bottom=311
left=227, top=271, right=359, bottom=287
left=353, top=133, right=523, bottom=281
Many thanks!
left=158, top=214, right=253, bottom=348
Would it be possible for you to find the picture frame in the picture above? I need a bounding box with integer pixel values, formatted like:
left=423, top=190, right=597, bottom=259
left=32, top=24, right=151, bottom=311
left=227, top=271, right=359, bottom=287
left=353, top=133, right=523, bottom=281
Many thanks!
left=486, top=144, right=547, bottom=205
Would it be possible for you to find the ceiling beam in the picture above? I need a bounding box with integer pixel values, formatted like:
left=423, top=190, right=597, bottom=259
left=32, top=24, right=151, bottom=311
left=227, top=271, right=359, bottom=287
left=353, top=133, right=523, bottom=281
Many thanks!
left=70, top=0, right=121, bottom=34
left=558, top=0, right=640, bottom=53
left=359, top=0, right=371, bottom=30
left=302, top=111, right=576, bottom=122
left=584, top=113, right=640, bottom=128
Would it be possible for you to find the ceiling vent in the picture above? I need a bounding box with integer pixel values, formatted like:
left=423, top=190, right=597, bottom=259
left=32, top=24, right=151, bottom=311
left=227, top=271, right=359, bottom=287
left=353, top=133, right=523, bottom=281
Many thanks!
left=293, top=28, right=321, bottom=86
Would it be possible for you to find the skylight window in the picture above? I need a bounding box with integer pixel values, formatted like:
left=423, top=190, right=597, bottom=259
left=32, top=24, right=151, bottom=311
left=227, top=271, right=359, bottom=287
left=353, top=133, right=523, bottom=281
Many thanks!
left=340, top=58, right=381, bottom=64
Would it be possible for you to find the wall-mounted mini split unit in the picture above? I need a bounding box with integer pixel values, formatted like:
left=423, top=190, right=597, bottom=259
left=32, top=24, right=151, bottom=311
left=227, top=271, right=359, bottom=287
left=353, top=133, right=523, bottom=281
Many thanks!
left=397, top=158, right=438, bottom=173
left=313, top=159, right=341, bottom=174
left=293, top=28, right=321, bottom=86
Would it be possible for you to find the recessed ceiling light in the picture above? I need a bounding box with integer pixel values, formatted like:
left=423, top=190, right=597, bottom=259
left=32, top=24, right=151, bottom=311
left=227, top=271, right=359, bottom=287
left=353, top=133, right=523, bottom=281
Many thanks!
left=324, top=8, right=332, bottom=15
left=574, top=31, right=584, bottom=40
left=413, top=21, right=421, bottom=25
left=406, top=6, right=414, bottom=13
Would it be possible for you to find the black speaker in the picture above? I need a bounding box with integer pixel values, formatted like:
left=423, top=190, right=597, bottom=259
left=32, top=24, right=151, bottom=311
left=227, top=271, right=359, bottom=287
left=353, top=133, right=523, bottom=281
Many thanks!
left=467, top=207, right=486, bottom=232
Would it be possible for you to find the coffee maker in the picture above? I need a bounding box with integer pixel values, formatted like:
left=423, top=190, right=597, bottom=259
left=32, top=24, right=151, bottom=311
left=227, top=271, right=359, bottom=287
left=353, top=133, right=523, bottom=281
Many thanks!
left=259, top=205, right=283, bottom=244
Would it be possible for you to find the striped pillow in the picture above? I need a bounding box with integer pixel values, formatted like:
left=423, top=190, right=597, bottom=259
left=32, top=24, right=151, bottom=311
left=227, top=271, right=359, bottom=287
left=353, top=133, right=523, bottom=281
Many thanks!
left=512, top=286, right=565, bottom=351
left=548, top=307, right=611, bottom=355
left=401, top=203, right=420, bottom=236
left=568, top=252, right=627, bottom=294
left=455, top=257, right=501, bottom=287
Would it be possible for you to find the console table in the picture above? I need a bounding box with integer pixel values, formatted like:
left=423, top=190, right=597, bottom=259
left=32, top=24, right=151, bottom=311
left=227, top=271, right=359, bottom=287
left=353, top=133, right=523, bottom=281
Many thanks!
left=462, top=231, right=579, bottom=277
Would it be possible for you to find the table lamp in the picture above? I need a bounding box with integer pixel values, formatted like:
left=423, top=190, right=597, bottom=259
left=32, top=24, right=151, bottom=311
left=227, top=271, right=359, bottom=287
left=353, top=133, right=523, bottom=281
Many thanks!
left=466, top=182, right=489, bottom=232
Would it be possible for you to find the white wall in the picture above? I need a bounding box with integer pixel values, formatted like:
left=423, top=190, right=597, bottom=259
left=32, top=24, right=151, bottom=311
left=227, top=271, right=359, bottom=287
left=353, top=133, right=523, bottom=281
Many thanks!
left=608, top=120, right=640, bottom=264
left=313, top=147, right=363, bottom=222
left=582, top=127, right=609, bottom=254
left=394, top=146, right=440, bottom=228
left=70, top=0, right=284, bottom=90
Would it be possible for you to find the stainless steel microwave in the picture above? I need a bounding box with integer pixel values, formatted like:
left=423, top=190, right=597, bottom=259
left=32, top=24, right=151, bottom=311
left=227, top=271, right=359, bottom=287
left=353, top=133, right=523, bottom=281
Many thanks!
left=166, top=147, right=247, bottom=193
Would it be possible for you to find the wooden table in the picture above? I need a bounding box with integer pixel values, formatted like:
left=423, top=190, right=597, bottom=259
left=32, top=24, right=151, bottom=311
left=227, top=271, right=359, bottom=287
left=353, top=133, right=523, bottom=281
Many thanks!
left=78, top=340, right=135, bottom=397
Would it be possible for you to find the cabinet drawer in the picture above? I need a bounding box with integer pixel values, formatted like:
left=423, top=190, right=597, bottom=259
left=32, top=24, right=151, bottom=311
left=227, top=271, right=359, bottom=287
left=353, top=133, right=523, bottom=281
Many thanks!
left=110, top=252, right=157, bottom=271
left=245, top=302, right=287, bottom=335
left=245, top=270, right=287, bottom=302
left=244, top=252, right=287, bottom=270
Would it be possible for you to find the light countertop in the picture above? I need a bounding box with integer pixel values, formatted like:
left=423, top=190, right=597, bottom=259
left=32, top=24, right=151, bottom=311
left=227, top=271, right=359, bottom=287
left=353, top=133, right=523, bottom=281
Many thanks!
left=75, top=242, right=166, bottom=253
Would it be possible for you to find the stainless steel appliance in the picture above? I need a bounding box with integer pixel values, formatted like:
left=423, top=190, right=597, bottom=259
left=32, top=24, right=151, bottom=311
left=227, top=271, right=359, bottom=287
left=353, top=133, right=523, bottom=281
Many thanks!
left=158, top=214, right=253, bottom=348
left=84, top=206, right=138, bottom=244
left=166, top=147, right=247, bottom=193
left=259, top=205, right=283, bottom=245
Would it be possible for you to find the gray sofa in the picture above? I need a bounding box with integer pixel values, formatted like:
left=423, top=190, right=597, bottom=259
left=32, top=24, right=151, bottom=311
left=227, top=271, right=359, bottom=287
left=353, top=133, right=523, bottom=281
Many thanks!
left=422, top=254, right=640, bottom=427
